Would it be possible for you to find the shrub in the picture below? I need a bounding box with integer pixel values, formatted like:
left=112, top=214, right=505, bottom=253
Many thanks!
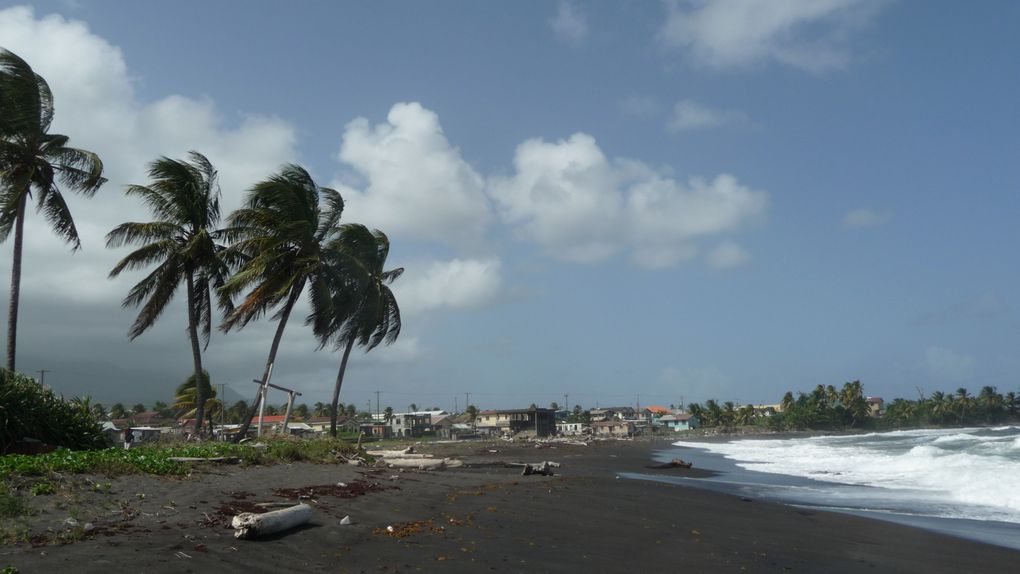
left=0, top=369, right=106, bottom=453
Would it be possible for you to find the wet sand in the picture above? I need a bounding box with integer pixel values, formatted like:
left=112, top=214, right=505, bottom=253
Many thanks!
left=2, top=439, right=1018, bottom=573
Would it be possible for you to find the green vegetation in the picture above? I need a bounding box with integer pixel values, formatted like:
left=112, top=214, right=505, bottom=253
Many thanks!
left=0, top=438, right=356, bottom=478
left=0, top=483, right=27, bottom=517
left=0, top=370, right=105, bottom=453
left=689, top=381, right=1020, bottom=432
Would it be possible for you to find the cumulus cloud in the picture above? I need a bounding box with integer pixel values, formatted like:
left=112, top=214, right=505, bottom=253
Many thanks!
left=657, top=0, right=883, bottom=72
left=666, top=99, right=745, bottom=132
left=842, top=208, right=892, bottom=228
left=394, top=258, right=503, bottom=316
left=0, top=6, right=298, bottom=306
left=334, top=102, right=491, bottom=247
left=549, top=1, right=588, bottom=45
left=489, top=132, right=767, bottom=268
left=707, top=240, right=750, bottom=269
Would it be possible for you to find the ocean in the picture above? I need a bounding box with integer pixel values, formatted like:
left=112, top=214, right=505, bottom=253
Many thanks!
left=623, top=427, right=1020, bottom=550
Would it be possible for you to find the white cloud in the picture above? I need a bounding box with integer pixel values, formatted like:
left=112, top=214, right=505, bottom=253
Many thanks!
left=335, top=102, right=491, bottom=247
left=667, top=99, right=745, bottom=132
left=657, top=0, right=882, bottom=72
left=489, top=132, right=767, bottom=268
left=394, top=258, right=503, bottom=316
left=707, top=240, right=750, bottom=269
left=550, top=1, right=588, bottom=45
left=0, top=6, right=299, bottom=306
left=842, top=208, right=891, bottom=228
left=921, top=346, right=975, bottom=384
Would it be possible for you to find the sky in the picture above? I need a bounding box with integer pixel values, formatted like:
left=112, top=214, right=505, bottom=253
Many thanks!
left=1, top=0, right=1019, bottom=413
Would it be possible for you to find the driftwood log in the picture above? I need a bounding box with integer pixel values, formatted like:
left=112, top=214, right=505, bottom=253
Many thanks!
left=231, top=503, right=312, bottom=539
left=384, top=457, right=463, bottom=470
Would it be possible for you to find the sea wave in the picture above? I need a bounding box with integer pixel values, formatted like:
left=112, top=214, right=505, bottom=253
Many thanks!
left=674, top=427, right=1020, bottom=523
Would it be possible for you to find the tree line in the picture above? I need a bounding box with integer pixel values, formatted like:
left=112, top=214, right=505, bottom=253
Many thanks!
left=688, top=381, right=1020, bottom=431
left=0, top=49, right=401, bottom=441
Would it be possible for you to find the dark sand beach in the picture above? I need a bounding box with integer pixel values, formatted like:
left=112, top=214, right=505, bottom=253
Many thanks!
left=3, top=439, right=1018, bottom=573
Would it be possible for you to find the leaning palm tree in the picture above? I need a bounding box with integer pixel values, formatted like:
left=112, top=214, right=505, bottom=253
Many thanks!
left=0, top=49, right=105, bottom=371
left=219, top=164, right=345, bottom=441
left=316, top=224, right=402, bottom=438
left=106, top=152, right=230, bottom=435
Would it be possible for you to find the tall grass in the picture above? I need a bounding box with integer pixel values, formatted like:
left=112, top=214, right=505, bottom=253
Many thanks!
left=0, top=370, right=106, bottom=453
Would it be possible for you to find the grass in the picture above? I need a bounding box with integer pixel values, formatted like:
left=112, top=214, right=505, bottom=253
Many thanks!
left=0, top=437, right=358, bottom=478
left=0, top=483, right=28, bottom=518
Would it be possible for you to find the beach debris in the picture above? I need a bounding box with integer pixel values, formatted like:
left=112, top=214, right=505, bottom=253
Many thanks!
left=232, top=503, right=312, bottom=540
left=376, top=520, right=445, bottom=539
left=272, top=480, right=394, bottom=500
left=508, top=461, right=561, bottom=476
left=340, top=515, right=352, bottom=525
left=174, top=551, right=192, bottom=559
left=646, top=458, right=693, bottom=470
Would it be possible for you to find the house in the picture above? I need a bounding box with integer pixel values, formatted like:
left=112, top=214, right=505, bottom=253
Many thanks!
left=556, top=421, right=586, bottom=436
left=866, top=397, right=884, bottom=417
left=360, top=423, right=393, bottom=439
left=475, top=407, right=556, bottom=438
left=658, top=413, right=699, bottom=431
left=589, top=406, right=635, bottom=422
left=591, top=420, right=634, bottom=437
left=389, top=412, right=431, bottom=437
left=636, top=406, right=672, bottom=423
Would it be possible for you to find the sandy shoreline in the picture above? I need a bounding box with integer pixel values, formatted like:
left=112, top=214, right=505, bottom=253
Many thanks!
left=2, top=438, right=1018, bottom=573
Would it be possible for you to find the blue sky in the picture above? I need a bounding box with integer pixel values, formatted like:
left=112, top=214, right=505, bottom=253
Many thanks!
left=1, top=1, right=1018, bottom=412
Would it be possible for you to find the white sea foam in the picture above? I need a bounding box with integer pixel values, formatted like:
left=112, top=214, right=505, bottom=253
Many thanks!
left=674, top=427, right=1020, bottom=524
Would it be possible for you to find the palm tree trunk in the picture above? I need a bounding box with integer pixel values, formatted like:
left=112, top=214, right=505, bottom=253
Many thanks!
left=329, top=336, right=356, bottom=438
left=185, top=270, right=206, bottom=437
left=231, top=278, right=306, bottom=443
left=6, top=193, right=27, bottom=372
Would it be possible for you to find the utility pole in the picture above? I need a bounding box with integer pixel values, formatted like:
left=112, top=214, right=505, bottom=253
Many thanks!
left=36, top=369, right=48, bottom=385
left=375, top=390, right=381, bottom=420
left=454, top=396, right=459, bottom=413
left=220, top=384, right=226, bottom=428
left=564, top=394, right=569, bottom=412
left=465, top=392, right=470, bottom=410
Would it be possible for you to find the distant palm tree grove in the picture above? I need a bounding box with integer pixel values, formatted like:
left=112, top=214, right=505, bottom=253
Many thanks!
left=0, top=48, right=402, bottom=442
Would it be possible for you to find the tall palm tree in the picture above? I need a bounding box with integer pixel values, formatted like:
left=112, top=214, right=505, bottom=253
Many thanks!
left=107, top=152, right=230, bottom=435
left=316, top=224, right=402, bottom=438
left=219, top=164, right=345, bottom=441
left=0, top=49, right=105, bottom=371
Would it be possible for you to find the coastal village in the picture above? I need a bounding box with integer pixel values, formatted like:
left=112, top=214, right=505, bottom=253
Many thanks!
left=105, top=398, right=887, bottom=447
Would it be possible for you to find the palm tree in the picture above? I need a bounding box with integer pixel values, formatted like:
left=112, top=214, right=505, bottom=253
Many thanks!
left=312, top=401, right=328, bottom=417
left=109, top=403, right=126, bottom=419
left=0, top=49, right=106, bottom=370
left=173, top=370, right=221, bottom=435
left=465, top=405, right=478, bottom=425
left=316, top=224, right=403, bottom=437
left=219, top=165, right=345, bottom=441
left=383, top=406, right=394, bottom=423
left=107, top=152, right=230, bottom=436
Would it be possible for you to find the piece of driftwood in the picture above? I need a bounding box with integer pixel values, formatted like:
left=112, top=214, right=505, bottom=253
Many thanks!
left=508, top=461, right=561, bottom=476
left=168, top=456, right=241, bottom=464
left=384, top=457, right=463, bottom=470
left=231, top=503, right=312, bottom=540
left=368, top=451, right=435, bottom=459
